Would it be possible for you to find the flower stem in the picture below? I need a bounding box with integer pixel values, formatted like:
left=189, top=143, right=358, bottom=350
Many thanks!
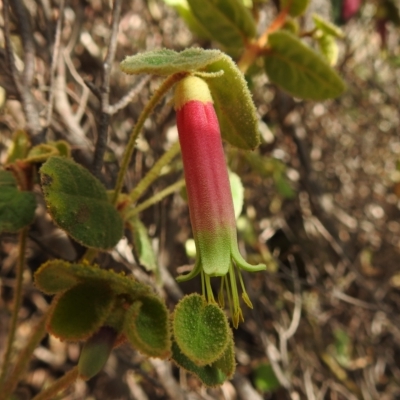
left=0, top=227, right=28, bottom=387
left=111, top=73, right=186, bottom=206
left=31, top=366, right=79, bottom=400
left=0, top=313, right=47, bottom=400
left=237, top=8, right=288, bottom=73
left=125, top=179, right=185, bottom=218
left=129, top=141, right=181, bottom=204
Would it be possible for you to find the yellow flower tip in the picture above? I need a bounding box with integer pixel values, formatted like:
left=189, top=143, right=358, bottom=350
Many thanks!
left=174, top=75, right=213, bottom=110
left=242, top=292, right=253, bottom=309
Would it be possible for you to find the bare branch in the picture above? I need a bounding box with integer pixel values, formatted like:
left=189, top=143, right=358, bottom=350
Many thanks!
left=54, top=54, right=88, bottom=147
left=10, top=0, right=35, bottom=86
left=107, top=76, right=151, bottom=115
left=92, top=0, right=123, bottom=178
left=149, top=359, right=185, bottom=400
left=232, top=373, right=263, bottom=400
left=45, top=0, right=65, bottom=132
left=3, top=0, right=41, bottom=141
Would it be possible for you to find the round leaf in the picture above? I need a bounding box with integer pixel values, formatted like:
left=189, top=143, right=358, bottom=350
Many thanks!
left=124, top=295, right=171, bottom=358
left=0, top=170, right=36, bottom=233
left=265, top=30, right=346, bottom=100
left=47, top=282, right=114, bottom=341
left=40, top=156, right=123, bottom=250
left=173, top=294, right=230, bottom=366
left=120, top=48, right=223, bottom=76
left=204, top=54, right=260, bottom=150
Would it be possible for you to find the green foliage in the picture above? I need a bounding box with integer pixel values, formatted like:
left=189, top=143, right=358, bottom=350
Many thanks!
left=127, top=216, right=158, bottom=272
left=204, top=54, right=260, bottom=150
left=163, top=0, right=213, bottom=39
left=0, top=170, right=36, bottom=233
left=26, top=144, right=59, bottom=163
left=173, top=294, right=230, bottom=366
left=253, top=362, right=281, bottom=392
left=34, top=260, right=79, bottom=294
left=6, top=130, right=30, bottom=163
left=47, top=282, right=115, bottom=341
left=171, top=340, right=227, bottom=387
left=333, top=328, right=352, bottom=367
left=274, top=173, right=296, bottom=199
left=280, top=0, right=310, bottom=17
left=34, top=260, right=151, bottom=300
left=312, top=14, right=344, bottom=38
left=186, top=0, right=256, bottom=51
left=211, top=333, right=236, bottom=379
left=120, top=48, right=223, bottom=76
left=124, top=295, right=171, bottom=358
left=25, top=141, right=71, bottom=163
left=265, top=31, right=346, bottom=100
left=40, top=156, right=123, bottom=250
left=78, top=327, right=118, bottom=380
left=229, top=171, right=244, bottom=219
left=316, top=32, right=339, bottom=66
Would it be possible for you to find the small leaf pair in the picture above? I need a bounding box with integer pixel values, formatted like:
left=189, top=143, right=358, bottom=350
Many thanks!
left=34, top=261, right=171, bottom=379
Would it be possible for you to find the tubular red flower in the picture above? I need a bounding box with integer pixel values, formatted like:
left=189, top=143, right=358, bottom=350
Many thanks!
left=174, top=75, right=265, bottom=327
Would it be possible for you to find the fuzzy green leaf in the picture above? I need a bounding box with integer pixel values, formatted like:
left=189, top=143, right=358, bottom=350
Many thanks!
left=34, top=260, right=151, bottom=299
left=171, top=340, right=227, bottom=387
left=265, top=31, right=346, bottom=100
left=280, top=0, right=310, bottom=17
left=0, top=170, right=36, bottom=233
left=120, top=48, right=223, bottom=76
left=204, top=54, right=260, bottom=150
left=186, top=0, right=256, bottom=50
left=173, top=294, right=230, bottom=366
left=127, top=216, right=158, bottom=272
left=48, top=282, right=114, bottom=341
left=34, top=260, right=79, bottom=294
left=40, top=156, right=123, bottom=250
left=26, top=144, right=59, bottom=163
left=211, top=332, right=235, bottom=379
left=124, top=295, right=171, bottom=358
left=78, top=326, right=118, bottom=380
left=50, top=140, right=71, bottom=157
